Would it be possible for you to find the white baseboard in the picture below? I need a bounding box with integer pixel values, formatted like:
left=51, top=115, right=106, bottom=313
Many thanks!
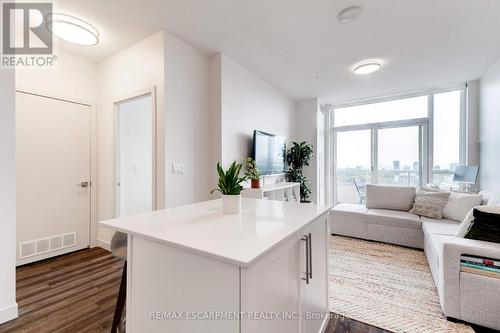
left=0, top=303, right=18, bottom=324
left=96, top=239, right=111, bottom=251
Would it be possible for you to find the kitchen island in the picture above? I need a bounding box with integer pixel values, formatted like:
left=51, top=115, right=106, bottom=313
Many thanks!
left=100, top=198, right=331, bottom=333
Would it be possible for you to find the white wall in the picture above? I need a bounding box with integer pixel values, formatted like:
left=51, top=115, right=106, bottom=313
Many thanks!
left=97, top=31, right=166, bottom=245
left=16, top=48, right=98, bottom=105
left=0, top=69, right=18, bottom=323
left=214, top=54, right=296, bottom=166
left=296, top=99, right=321, bottom=203
left=164, top=32, right=212, bottom=207
left=479, top=59, right=500, bottom=193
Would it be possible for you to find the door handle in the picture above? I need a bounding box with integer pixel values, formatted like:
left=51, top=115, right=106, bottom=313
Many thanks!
left=77, top=181, right=89, bottom=188
left=308, top=233, right=312, bottom=279
left=301, top=234, right=309, bottom=285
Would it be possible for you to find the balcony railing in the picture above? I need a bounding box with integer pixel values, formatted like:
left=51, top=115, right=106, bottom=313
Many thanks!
left=336, top=168, right=455, bottom=204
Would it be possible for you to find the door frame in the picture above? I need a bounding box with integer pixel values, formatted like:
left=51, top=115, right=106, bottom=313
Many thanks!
left=15, top=88, right=98, bottom=248
left=332, top=118, right=428, bottom=204
left=113, top=87, right=158, bottom=216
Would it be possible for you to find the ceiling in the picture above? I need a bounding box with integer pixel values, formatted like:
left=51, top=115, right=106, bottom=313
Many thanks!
left=56, top=0, right=500, bottom=104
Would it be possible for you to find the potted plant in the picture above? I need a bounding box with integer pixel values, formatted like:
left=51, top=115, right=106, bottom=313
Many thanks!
left=285, top=141, right=313, bottom=203
left=244, top=157, right=261, bottom=189
left=211, top=161, right=247, bottom=214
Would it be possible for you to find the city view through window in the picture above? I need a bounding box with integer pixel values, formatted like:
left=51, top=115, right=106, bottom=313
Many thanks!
left=334, top=90, right=462, bottom=204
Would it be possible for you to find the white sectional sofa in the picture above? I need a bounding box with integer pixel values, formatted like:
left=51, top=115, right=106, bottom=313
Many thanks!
left=329, top=185, right=500, bottom=330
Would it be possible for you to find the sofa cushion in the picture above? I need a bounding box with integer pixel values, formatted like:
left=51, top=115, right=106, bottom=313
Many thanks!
left=479, top=191, right=500, bottom=206
left=331, top=203, right=368, bottom=215
left=367, top=209, right=421, bottom=230
left=330, top=204, right=368, bottom=239
left=421, top=218, right=460, bottom=236
left=442, top=192, right=483, bottom=222
left=365, top=185, right=416, bottom=211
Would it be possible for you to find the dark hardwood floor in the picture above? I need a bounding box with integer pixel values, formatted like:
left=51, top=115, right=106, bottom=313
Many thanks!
left=324, top=314, right=388, bottom=333
left=0, top=248, right=496, bottom=333
left=0, top=247, right=124, bottom=333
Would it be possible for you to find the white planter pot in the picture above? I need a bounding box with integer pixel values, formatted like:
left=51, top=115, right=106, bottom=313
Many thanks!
left=222, top=194, right=241, bottom=214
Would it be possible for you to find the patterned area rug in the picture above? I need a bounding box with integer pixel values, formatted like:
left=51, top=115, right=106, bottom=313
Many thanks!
left=329, top=236, right=474, bottom=333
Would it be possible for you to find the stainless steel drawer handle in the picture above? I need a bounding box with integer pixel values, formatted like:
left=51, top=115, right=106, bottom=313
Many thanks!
left=308, top=233, right=312, bottom=279
left=301, top=234, right=309, bottom=285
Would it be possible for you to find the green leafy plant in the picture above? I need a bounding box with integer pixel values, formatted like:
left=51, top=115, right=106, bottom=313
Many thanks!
left=210, top=161, right=248, bottom=195
left=244, top=157, right=261, bottom=180
left=287, top=141, right=313, bottom=170
left=285, top=141, right=314, bottom=202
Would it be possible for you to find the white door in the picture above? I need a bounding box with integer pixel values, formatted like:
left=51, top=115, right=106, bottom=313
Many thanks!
left=16, top=92, right=91, bottom=265
left=115, top=94, right=154, bottom=217
left=301, top=218, right=329, bottom=333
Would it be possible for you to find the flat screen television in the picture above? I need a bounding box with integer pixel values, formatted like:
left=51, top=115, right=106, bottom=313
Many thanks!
left=252, top=130, right=286, bottom=175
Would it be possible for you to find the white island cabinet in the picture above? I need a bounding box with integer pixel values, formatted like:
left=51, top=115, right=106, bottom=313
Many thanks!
left=100, top=198, right=331, bottom=333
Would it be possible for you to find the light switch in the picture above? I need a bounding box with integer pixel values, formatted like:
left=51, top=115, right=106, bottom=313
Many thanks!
left=172, top=163, right=185, bottom=175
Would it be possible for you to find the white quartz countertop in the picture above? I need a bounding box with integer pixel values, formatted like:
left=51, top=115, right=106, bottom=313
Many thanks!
left=99, top=198, right=331, bottom=267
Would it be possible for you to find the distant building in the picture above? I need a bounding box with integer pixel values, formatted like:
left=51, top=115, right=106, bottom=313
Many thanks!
left=413, top=161, right=418, bottom=171
left=434, top=165, right=441, bottom=171
left=393, top=160, right=400, bottom=171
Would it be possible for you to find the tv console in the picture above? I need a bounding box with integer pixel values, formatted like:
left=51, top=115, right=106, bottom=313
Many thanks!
left=242, top=182, right=300, bottom=202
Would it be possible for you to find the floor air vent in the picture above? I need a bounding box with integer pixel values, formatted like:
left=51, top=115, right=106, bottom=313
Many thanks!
left=19, top=232, right=77, bottom=259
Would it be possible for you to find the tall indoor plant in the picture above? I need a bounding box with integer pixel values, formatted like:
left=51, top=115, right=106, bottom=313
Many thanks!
left=211, top=161, right=247, bottom=213
left=285, top=141, right=313, bottom=202
left=244, top=157, right=261, bottom=189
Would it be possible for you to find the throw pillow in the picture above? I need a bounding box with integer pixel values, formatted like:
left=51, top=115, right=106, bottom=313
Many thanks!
left=456, top=205, right=500, bottom=238
left=442, top=192, right=483, bottom=222
left=409, top=191, right=451, bottom=219
left=464, top=208, right=500, bottom=243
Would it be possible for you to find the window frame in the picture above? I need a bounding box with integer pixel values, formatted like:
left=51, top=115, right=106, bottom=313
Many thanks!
left=329, top=85, right=466, bottom=205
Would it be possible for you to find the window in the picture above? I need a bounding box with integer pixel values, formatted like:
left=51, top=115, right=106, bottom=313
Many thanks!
left=335, top=130, right=371, bottom=204
left=332, top=88, right=465, bottom=204
left=432, top=90, right=462, bottom=184
left=377, top=126, right=420, bottom=187
left=334, top=96, right=428, bottom=127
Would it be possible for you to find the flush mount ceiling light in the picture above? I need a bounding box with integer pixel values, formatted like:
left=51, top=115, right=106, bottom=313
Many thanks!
left=46, top=13, right=99, bottom=46
left=353, top=61, right=382, bottom=75
left=337, top=6, right=364, bottom=23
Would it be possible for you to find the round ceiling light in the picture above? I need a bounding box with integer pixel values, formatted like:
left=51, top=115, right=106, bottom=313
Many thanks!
left=337, top=6, right=363, bottom=23
left=353, top=62, right=382, bottom=75
left=46, top=13, right=99, bottom=46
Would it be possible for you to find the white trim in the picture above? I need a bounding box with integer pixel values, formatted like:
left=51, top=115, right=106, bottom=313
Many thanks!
left=428, top=95, right=434, bottom=184
left=324, top=105, right=333, bottom=205
left=14, top=90, right=98, bottom=251
left=96, top=239, right=111, bottom=251
left=459, top=88, right=467, bottom=165
left=371, top=128, right=378, bottom=184
left=334, top=117, right=428, bottom=132
left=0, top=303, right=18, bottom=324
left=90, top=104, right=97, bottom=247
